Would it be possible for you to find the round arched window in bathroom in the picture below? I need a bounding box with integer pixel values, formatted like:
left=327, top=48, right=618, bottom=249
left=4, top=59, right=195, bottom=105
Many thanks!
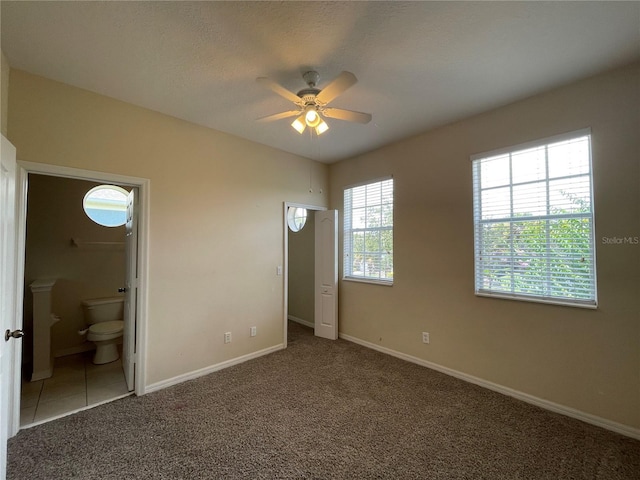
left=83, top=185, right=128, bottom=227
left=287, top=207, right=308, bottom=232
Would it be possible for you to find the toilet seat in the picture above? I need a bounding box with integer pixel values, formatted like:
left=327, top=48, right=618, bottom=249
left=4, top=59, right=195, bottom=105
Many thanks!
left=89, top=320, right=124, bottom=336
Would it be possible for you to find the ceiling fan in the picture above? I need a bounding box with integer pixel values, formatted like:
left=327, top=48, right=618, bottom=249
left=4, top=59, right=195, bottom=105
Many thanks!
left=256, top=70, right=372, bottom=135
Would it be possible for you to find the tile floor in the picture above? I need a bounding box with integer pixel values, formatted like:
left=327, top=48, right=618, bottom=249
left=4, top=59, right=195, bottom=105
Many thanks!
left=20, top=351, right=130, bottom=426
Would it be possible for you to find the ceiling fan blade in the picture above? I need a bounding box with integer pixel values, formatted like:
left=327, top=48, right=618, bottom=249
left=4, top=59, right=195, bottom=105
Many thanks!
left=316, top=71, right=358, bottom=104
left=323, top=108, right=372, bottom=124
left=256, top=77, right=302, bottom=104
left=257, top=110, right=301, bottom=122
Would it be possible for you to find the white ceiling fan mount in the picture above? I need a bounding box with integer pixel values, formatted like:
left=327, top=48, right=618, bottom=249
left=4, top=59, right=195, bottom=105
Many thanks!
left=256, top=70, right=372, bottom=135
left=300, top=70, right=320, bottom=90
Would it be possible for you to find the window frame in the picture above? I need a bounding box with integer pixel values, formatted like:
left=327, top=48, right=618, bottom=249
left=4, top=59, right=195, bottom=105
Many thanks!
left=343, top=176, right=394, bottom=286
left=471, top=128, right=597, bottom=308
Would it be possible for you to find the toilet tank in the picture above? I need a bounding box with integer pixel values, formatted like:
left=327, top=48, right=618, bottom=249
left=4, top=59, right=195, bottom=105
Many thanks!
left=81, top=296, right=125, bottom=324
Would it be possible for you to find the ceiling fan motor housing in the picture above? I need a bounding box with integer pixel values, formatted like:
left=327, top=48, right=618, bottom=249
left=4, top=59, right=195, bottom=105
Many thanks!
left=297, top=90, right=321, bottom=103
left=297, top=70, right=322, bottom=106
left=302, top=70, right=320, bottom=88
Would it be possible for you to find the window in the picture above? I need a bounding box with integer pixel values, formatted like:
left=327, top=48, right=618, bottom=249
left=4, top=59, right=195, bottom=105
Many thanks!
left=344, top=178, right=393, bottom=284
left=472, top=130, right=596, bottom=307
left=287, top=207, right=308, bottom=232
left=83, top=185, right=128, bottom=227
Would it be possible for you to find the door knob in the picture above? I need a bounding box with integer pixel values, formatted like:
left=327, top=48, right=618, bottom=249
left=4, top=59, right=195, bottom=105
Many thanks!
left=4, top=329, right=24, bottom=342
left=118, top=287, right=127, bottom=293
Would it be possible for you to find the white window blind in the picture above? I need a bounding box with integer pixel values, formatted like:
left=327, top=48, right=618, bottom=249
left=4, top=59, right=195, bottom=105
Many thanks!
left=472, top=130, right=597, bottom=307
left=344, top=178, right=393, bottom=284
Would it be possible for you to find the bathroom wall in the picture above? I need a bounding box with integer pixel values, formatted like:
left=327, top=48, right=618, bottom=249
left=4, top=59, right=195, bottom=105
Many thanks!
left=329, top=63, right=640, bottom=431
left=1, top=50, right=9, bottom=136
left=23, top=174, right=127, bottom=365
left=288, top=212, right=315, bottom=325
left=8, top=70, right=330, bottom=386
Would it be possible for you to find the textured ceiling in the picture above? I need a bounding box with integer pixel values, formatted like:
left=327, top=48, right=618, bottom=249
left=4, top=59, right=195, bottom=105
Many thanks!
left=2, top=1, right=639, bottom=163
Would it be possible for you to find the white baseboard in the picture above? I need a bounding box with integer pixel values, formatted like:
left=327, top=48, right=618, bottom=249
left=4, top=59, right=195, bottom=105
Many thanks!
left=287, top=315, right=314, bottom=329
left=145, top=344, right=284, bottom=394
left=55, top=338, right=124, bottom=358
left=339, top=333, right=640, bottom=440
left=54, top=343, right=95, bottom=358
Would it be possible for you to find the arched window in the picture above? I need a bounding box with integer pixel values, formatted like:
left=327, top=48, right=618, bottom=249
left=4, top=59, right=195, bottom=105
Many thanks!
left=83, top=185, right=128, bottom=227
left=287, top=207, right=308, bottom=232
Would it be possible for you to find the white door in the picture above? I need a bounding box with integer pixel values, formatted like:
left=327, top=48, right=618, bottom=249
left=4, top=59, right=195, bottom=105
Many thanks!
left=123, top=189, right=137, bottom=392
left=1, top=135, right=19, bottom=479
left=314, top=210, right=338, bottom=340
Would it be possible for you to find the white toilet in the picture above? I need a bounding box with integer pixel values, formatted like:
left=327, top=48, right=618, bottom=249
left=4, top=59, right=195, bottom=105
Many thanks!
left=81, top=296, right=125, bottom=364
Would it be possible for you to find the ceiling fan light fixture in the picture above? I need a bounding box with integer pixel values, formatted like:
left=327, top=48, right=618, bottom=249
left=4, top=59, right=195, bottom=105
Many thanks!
left=305, top=108, right=318, bottom=125
left=315, top=120, right=329, bottom=135
left=304, top=105, right=321, bottom=128
left=291, top=115, right=306, bottom=134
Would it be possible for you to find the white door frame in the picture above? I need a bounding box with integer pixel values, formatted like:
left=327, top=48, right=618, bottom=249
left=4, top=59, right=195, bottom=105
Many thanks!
left=123, top=189, right=138, bottom=392
left=10, top=161, right=150, bottom=435
left=283, top=202, right=326, bottom=346
left=1, top=135, right=18, bottom=475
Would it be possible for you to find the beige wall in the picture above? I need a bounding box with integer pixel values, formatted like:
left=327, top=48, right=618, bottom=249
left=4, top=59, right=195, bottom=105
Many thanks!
left=329, top=63, right=640, bottom=430
left=1, top=50, right=9, bottom=136
left=23, top=174, right=127, bottom=364
left=8, top=63, right=638, bottom=431
left=288, top=212, right=315, bottom=324
left=8, top=70, right=329, bottom=385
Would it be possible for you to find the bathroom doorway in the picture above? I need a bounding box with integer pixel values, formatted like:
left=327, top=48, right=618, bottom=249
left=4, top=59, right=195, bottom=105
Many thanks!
left=11, top=162, right=149, bottom=430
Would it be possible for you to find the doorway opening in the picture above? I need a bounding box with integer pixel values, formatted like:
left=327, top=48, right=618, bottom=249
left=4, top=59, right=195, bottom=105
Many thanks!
left=283, top=202, right=325, bottom=346
left=14, top=162, right=148, bottom=430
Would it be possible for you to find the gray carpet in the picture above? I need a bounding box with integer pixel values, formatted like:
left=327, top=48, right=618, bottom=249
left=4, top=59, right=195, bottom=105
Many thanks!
left=8, top=322, right=640, bottom=479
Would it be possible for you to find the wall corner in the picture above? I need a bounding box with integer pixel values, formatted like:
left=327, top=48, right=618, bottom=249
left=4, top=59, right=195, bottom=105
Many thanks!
left=1, top=50, right=10, bottom=137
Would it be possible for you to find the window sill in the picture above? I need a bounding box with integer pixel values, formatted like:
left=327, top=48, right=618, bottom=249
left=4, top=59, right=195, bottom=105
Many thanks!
left=343, top=277, right=393, bottom=287
left=475, top=291, right=597, bottom=309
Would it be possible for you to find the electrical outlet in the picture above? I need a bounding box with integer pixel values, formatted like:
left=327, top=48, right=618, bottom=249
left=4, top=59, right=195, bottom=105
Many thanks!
left=224, top=332, right=232, bottom=344
left=422, top=332, right=430, bottom=344
left=250, top=326, right=257, bottom=337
